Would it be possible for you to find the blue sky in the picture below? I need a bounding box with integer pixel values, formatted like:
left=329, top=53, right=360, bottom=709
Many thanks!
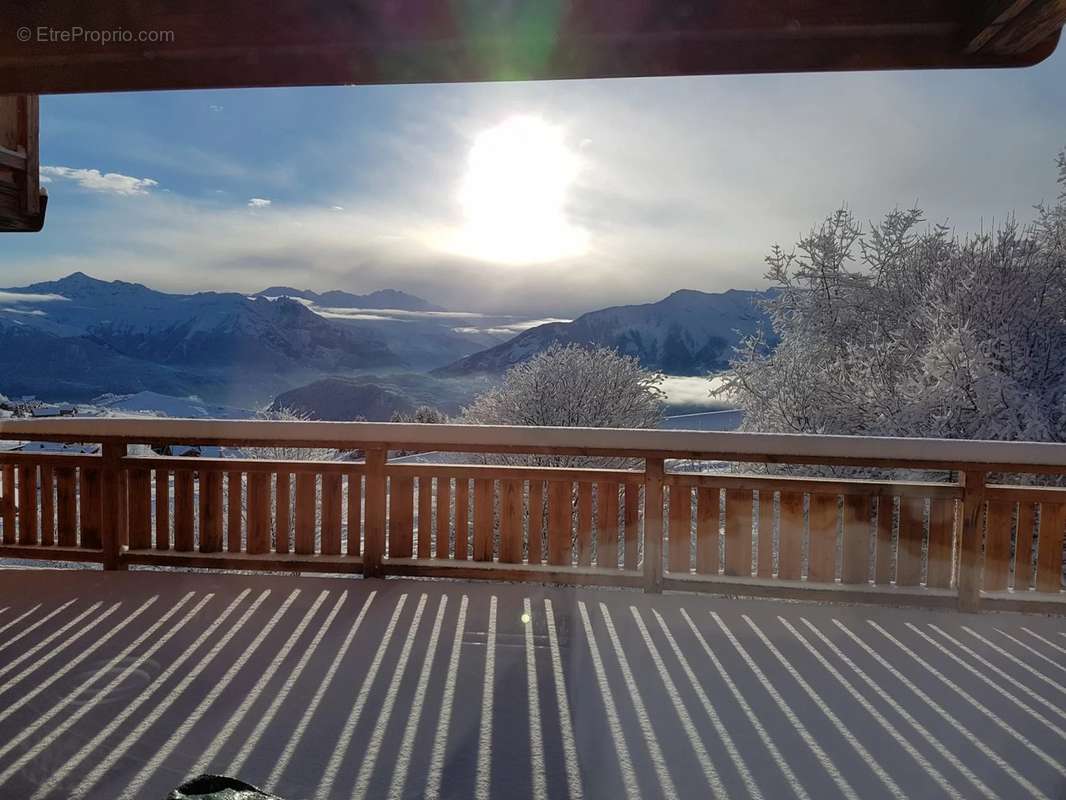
left=3, top=47, right=1065, bottom=315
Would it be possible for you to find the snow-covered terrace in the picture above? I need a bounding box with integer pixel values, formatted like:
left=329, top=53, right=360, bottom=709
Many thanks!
left=0, top=570, right=1064, bottom=799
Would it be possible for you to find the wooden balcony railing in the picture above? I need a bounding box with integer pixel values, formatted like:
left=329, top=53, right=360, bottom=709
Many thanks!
left=1, top=418, right=1064, bottom=613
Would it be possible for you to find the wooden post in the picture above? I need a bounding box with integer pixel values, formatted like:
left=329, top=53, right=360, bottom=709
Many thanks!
left=363, top=448, right=387, bottom=578
left=643, top=457, right=665, bottom=593
left=957, top=470, right=986, bottom=612
left=100, top=441, right=128, bottom=570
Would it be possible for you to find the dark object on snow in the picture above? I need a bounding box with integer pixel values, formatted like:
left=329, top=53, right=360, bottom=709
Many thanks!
left=165, top=774, right=285, bottom=800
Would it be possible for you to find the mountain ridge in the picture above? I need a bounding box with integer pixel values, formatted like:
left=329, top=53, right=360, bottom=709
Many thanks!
left=255, top=285, right=443, bottom=312
left=434, top=287, right=772, bottom=377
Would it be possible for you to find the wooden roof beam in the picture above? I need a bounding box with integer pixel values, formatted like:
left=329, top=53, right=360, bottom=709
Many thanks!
left=968, top=0, right=1066, bottom=54
left=0, top=1, right=1063, bottom=96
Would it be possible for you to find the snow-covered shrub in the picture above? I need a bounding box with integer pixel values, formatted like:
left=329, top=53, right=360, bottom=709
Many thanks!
left=463, top=343, right=664, bottom=429
left=462, top=342, right=664, bottom=467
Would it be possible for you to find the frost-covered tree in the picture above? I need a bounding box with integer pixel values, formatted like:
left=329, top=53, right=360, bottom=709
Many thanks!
left=245, top=405, right=338, bottom=461
left=726, top=148, right=1066, bottom=448
left=463, top=343, right=664, bottom=467
left=391, top=405, right=450, bottom=424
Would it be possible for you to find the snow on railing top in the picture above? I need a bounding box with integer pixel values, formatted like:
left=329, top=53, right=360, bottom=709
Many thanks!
left=2, top=416, right=1066, bottom=470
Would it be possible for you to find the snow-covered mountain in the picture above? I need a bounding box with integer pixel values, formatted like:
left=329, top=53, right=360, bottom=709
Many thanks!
left=435, top=289, right=772, bottom=377
left=0, top=272, right=457, bottom=403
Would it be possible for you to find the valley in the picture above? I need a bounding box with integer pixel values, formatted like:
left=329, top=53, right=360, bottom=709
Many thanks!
left=0, top=272, right=764, bottom=422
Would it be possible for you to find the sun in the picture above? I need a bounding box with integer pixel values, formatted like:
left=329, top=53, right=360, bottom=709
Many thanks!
left=450, top=115, right=587, bottom=264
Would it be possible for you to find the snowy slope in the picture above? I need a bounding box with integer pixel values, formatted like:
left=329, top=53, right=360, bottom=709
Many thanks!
left=93, top=391, right=254, bottom=419
left=435, top=289, right=772, bottom=376
left=0, top=315, right=214, bottom=402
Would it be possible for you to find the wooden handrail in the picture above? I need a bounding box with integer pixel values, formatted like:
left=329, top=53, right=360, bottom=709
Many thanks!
left=4, top=416, right=1066, bottom=471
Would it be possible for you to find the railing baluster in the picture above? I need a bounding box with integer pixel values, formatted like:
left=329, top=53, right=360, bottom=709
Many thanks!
left=362, top=448, right=387, bottom=577
left=246, top=472, right=271, bottom=555
left=667, top=484, right=690, bottom=574
left=173, top=470, right=195, bottom=552
left=958, top=470, right=987, bottom=611
left=755, top=491, right=773, bottom=578
left=347, top=473, right=362, bottom=557
left=723, top=488, right=752, bottom=578
left=598, top=481, right=619, bottom=569
left=127, top=468, right=152, bottom=550
left=416, top=476, right=432, bottom=559
left=643, top=458, right=664, bottom=593
left=16, top=464, right=38, bottom=545
left=39, top=465, right=55, bottom=547
left=1036, top=502, right=1065, bottom=594
left=156, top=469, right=171, bottom=550
left=577, top=482, right=594, bottom=567
left=99, top=441, right=125, bottom=569
left=841, top=495, right=870, bottom=585
left=294, top=472, right=315, bottom=555
left=472, top=478, right=493, bottom=562
left=321, top=473, right=343, bottom=555
left=80, top=465, right=102, bottom=550
left=56, top=467, right=77, bottom=547
left=499, top=479, right=523, bottom=564
left=777, top=492, right=803, bottom=580
left=623, top=483, right=640, bottom=571
left=454, top=479, right=470, bottom=560
left=926, top=498, right=955, bottom=589
left=275, top=471, right=291, bottom=554
left=807, top=494, right=838, bottom=584
left=225, top=471, right=241, bottom=552
left=388, top=475, right=413, bottom=559
left=434, top=476, right=450, bottom=560
left=874, top=496, right=895, bottom=585
left=547, top=481, right=571, bottom=567
left=0, top=465, right=12, bottom=544
left=199, top=470, right=223, bottom=553
left=695, top=486, right=720, bottom=575
left=896, top=497, right=925, bottom=587
left=982, top=501, right=1012, bottom=591
left=1014, top=501, right=1036, bottom=590
left=527, top=480, right=545, bottom=565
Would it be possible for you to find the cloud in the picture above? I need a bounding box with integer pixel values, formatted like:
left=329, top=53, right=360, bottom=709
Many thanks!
left=0, top=291, right=68, bottom=305
left=247, top=198, right=272, bottom=208
left=40, top=166, right=158, bottom=195
left=660, top=375, right=735, bottom=408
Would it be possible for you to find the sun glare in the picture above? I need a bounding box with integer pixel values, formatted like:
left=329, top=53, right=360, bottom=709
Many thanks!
left=450, top=115, right=587, bottom=264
